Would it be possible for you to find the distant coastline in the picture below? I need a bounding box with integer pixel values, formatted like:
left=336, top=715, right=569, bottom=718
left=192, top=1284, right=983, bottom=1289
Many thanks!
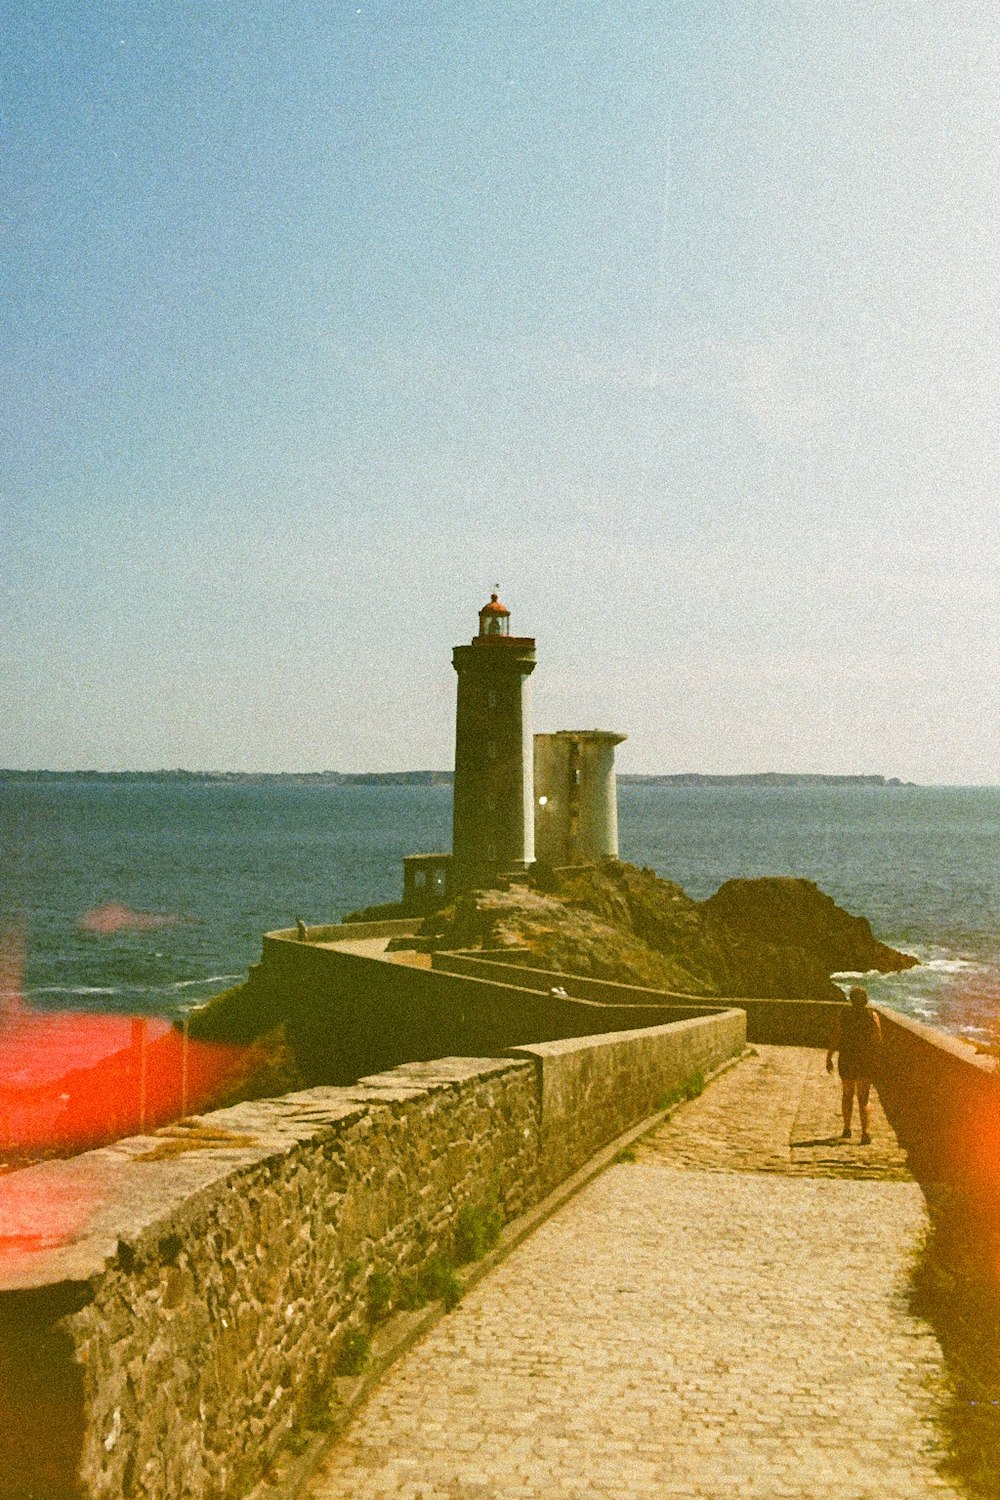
left=0, top=769, right=453, bottom=786
left=0, top=769, right=913, bottom=787
left=620, top=773, right=913, bottom=788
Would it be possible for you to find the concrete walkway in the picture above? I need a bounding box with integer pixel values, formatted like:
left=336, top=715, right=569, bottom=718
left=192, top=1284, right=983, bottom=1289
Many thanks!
left=306, top=1047, right=962, bottom=1499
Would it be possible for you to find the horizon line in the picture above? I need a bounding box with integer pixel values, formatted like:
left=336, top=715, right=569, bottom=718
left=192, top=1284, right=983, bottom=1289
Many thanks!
left=0, top=767, right=950, bottom=786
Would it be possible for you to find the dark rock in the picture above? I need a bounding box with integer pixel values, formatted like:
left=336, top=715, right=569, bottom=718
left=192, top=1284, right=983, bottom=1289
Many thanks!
left=423, top=861, right=917, bottom=1003
left=700, top=876, right=917, bottom=1001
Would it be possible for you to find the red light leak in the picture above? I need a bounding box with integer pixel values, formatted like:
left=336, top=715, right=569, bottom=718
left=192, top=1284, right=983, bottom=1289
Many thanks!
left=0, top=1171, right=94, bottom=1261
left=0, top=1009, right=247, bottom=1154
left=0, top=923, right=252, bottom=1258
left=77, top=902, right=178, bottom=935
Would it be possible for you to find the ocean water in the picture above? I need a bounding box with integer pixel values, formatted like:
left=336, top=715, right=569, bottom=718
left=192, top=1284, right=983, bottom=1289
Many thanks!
left=1, top=779, right=999, bottom=1042
left=620, top=783, right=1000, bottom=1043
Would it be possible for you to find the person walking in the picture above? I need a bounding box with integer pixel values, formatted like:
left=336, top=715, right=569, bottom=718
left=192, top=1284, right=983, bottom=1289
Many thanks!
left=826, top=985, right=882, bottom=1144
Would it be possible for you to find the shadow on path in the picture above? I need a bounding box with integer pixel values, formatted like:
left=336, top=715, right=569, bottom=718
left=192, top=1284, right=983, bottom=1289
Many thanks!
left=875, top=1066, right=1000, bottom=1497
left=907, top=1189, right=1000, bottom=1499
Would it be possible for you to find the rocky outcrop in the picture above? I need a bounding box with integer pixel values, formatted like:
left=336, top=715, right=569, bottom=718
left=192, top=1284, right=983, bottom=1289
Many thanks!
left=699, top=876, right=916, bottom=1000
left=421, top=861, right=917, bottom=1003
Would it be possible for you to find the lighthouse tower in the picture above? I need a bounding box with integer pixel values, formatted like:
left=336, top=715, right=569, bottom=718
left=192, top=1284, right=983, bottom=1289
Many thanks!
left=452, top=593, right=536, bottom=889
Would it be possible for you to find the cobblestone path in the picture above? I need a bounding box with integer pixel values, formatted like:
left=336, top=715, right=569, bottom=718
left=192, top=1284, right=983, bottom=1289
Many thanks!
left=306, top=1047, right=962, bottom=1500
left=633, top=1042, right=911, bottom=1180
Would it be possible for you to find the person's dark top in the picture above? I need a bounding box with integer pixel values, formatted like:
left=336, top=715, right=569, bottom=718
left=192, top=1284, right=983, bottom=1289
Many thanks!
left=834, top=1003, right=881, bottom=1081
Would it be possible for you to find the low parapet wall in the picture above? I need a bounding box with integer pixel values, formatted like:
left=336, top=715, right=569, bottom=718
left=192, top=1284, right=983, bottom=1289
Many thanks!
left=0, top=1059, right=536, bottom=1500
left=237, top=933, right=727, bottom=1085
left=284, top=919, right=422, bottom=943
left=433, top=949, right=696, bottom=1004
left=511, top=1012, right=746, bottom=1193
left=201, top=930, right=842, bottom=1077
left=0, top=1010, right=742, bottom=1500
left=876, top=1008, right=1000, bottom=1199
left=432, top=950, right=842, bottom=1050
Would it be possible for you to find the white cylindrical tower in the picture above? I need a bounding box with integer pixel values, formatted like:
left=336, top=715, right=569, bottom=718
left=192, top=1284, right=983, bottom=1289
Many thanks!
left=534, top=730, right=626, bottom=868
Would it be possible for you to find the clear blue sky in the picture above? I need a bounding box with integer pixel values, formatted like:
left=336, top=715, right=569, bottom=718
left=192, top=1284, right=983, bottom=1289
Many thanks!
left=3, top=1, right=999, bottom=780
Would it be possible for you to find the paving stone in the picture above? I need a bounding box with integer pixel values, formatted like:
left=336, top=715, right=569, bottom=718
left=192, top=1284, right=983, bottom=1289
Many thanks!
left=305, top=1047, right=961, bottom=1500
left=635, top=1044, right=910, bottom=1179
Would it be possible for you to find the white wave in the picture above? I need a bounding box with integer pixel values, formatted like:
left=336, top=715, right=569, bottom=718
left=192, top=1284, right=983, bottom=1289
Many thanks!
left=32, top=984, right=121, bottom=996
left=162, top=975, right=241, bottom=992
left=897, top=942, right=988, bottom=971
left=921, top=957, right=981, bottom=974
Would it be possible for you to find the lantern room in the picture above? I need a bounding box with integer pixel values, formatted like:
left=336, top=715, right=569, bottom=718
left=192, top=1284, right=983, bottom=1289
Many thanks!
left=478, top=592, right=510, bottom=638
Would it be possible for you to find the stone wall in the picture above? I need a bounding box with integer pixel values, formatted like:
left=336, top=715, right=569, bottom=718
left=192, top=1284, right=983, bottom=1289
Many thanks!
left=876, top=1007, right=1000, bottom=1197
left=434, top=950, right=842, bottom=1049
left=195, top=931, right=842, bottom=1074
left=289, top=919, right=422, bottom=943
left=0, top=1011, right=742, bottom=1500
left=228, top=934, right=724, bottom=1085
left=511, top=1012, right=746, bottom=1193
left=433, top=949, right=695, bottom=1003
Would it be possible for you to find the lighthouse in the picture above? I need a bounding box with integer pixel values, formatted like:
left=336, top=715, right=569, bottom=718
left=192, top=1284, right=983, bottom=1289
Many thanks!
left=396, top=591, right=626, bottom=911
left=451, top=592, right=537, bottom=889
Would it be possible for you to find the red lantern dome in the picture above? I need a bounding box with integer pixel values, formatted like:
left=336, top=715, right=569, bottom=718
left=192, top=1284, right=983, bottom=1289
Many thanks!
left=478, top=591, right=510, bottom=637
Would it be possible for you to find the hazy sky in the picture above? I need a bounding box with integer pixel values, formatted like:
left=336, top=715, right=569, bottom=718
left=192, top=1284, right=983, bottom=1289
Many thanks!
left=3, top=1, right=1000, bottom=780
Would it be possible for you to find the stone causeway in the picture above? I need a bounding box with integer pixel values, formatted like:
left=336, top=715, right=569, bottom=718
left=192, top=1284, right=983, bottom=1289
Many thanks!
left=305, top=1046, right=963, bottom=1500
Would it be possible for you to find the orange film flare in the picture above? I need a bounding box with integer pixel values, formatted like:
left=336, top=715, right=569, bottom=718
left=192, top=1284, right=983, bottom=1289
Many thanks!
left=77, top=902, right=178, bottom=935
left=0, top=1007, right=247, bottom=1158
left=1, top=917, right=249, bottom=1158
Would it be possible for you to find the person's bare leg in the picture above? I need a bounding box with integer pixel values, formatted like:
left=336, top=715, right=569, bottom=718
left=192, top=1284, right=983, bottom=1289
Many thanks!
left=857, top=1080, right=872, bottom=1143
left=841, top=1081, right=854, bottom=1136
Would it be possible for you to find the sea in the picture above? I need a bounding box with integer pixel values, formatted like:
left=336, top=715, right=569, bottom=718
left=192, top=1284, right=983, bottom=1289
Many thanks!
left=2, top=779, right=999, bottom=1044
